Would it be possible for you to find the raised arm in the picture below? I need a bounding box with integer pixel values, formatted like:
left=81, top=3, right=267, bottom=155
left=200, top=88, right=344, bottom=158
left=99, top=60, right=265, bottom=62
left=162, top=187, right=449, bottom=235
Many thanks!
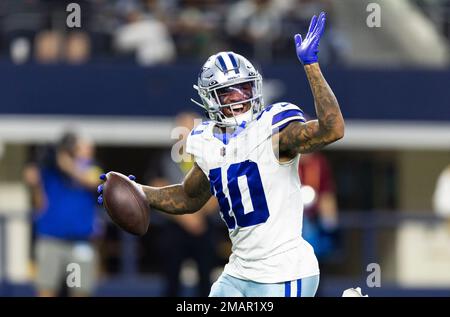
left=276, top=12, right=344, bottom=159
left=23, top=163, right=47, bottom=211
left=141, top=162, right=212, bottom=215
left=277, top=63, right=344, bottom=156
left=57, top=150, right=101, bottom=190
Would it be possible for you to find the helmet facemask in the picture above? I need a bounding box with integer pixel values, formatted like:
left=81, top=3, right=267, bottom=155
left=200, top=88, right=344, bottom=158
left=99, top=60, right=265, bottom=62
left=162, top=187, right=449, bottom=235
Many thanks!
left=216, top=81, right=256, bottom=126
left=193, top=76, right=263, bottom=128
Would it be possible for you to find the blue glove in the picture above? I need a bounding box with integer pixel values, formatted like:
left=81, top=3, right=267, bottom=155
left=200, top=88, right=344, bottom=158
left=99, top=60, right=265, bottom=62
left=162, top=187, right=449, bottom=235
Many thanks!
left=97, top=173, right=136, bottom=205
left=295, top=12, right=326, bottom=65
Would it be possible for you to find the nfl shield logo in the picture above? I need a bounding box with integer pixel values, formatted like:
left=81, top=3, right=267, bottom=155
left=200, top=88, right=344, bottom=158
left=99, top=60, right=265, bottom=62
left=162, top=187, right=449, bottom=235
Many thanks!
left=220, top=147, right=226, bottom=156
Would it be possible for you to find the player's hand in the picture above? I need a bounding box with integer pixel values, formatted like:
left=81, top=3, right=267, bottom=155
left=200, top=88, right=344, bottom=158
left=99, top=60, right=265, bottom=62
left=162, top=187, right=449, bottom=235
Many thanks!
left=294, top=11, right=326, bottom=65
left=97, top=173, right=136, bottom=205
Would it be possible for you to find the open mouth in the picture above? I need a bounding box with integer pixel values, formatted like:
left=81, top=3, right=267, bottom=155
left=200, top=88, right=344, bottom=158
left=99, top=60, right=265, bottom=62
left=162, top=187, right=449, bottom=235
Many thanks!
left=223, top=103, right=248, bottom=117
left=231, top=104, right=245, bottom=115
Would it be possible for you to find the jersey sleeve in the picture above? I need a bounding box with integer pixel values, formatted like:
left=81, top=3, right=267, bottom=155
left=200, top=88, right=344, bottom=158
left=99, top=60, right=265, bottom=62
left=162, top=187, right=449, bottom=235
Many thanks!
left=270, top=102, right=306, bottom=133
left=254, top=102, right=306, bottom=144
left=186, top=123, right=210, bottom=179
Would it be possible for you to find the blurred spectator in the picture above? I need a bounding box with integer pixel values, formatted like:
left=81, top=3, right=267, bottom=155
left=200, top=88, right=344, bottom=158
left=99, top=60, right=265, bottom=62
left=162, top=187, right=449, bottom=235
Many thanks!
left=433, top=164, right=450, bottom=224
left=413, top=0, right=450, bottom=43
left=167, top=0, right=225, bottom=60
left=146, top=112, right=218, bottom=297
left=10, top=37, right=32, bottom=64
left=23, top=132, right=103, bottom=297
left=0, top=0, right=344, bottom=64
left=1, top=0, right=94, bottom=64
left=1, top=0, right=43, bottom=63
left=64, top=31, right=91, bottom=64
left=225, top=0, right=285, bottom=61
left=299, top=152, right=339, bottom=260
left=34, top=30, right=62, bottom=63
left=35, top=31, right=92, bottom=64
left=113, top=0, right=176, bottom=65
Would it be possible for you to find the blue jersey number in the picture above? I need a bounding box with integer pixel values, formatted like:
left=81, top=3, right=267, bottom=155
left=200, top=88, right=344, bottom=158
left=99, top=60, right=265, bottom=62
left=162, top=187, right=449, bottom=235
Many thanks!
left=209, top=160, right=270, bottom=229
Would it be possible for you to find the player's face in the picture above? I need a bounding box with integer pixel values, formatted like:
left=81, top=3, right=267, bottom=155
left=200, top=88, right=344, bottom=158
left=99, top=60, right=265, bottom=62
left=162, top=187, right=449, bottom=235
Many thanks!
left=217, top=82, right=253, bottom=118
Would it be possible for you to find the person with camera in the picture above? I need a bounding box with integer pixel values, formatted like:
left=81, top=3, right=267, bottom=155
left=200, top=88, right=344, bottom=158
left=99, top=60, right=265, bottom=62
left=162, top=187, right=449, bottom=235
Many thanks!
left=23, top=132, right=102, bottom=297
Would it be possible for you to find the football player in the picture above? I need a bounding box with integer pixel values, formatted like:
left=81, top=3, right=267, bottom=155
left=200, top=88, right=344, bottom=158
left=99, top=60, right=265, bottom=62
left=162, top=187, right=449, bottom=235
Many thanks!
left=98, top=11, right=344, bottom=297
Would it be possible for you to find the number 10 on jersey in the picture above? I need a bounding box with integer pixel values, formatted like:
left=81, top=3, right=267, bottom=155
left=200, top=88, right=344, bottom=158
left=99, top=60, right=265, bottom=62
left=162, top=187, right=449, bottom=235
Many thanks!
left=209, top=160, right=270, bottom=230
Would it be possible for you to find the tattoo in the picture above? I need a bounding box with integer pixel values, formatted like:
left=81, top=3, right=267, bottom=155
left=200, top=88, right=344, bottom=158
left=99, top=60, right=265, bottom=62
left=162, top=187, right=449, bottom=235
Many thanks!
left=277, top=120, right=334, bottom=155
left=276, top=63, right=344, bottom=156
left=142, top=163, right=211, bottom=215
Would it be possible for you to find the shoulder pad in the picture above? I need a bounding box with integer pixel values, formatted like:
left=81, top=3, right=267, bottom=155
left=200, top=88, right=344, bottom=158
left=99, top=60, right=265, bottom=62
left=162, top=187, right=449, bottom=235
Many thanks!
left=257, top=102, right=306, bottom=132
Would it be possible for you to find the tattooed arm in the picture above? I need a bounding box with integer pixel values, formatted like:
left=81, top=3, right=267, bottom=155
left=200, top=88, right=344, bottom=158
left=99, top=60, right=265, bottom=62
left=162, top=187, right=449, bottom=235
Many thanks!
left=273, top=12, right=344, bottom=160
left=141, top=162, right=212, bottom=215
left=275, top=63, right=344, bottom=160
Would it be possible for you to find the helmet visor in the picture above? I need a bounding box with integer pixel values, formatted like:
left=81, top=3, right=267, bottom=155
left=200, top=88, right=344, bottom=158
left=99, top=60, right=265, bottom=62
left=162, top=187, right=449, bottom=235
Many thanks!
left=216, top=82, right=254, bottom=106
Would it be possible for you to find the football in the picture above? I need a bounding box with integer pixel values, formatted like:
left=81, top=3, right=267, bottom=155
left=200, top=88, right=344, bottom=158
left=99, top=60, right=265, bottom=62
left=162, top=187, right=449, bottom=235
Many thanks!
left=102, top=171, right=150, bottom=236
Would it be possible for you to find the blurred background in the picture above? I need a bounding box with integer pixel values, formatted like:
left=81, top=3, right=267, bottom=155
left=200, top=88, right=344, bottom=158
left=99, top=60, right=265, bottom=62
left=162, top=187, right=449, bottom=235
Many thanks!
left=0, top=0, right=450, bottom=297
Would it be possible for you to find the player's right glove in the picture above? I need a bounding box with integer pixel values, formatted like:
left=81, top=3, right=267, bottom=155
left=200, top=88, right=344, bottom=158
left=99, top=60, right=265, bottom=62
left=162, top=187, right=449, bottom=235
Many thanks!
left=97, top=173, right=136, bottom=205
left=294, top=11, right=326, bottom=65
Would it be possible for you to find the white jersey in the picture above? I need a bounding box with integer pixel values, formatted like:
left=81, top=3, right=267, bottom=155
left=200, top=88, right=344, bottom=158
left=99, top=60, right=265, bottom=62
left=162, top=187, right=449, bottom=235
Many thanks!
left=186, top=102, right=320, bottom=283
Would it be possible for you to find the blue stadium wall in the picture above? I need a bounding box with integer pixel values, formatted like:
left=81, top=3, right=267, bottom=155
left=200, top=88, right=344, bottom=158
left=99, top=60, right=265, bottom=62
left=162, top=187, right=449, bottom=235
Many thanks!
left=0, top=62, right=449, bottom=121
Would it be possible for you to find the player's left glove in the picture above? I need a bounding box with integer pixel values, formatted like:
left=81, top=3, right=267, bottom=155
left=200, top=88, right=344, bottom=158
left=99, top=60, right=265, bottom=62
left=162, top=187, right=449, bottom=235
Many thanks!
left=294, top=11, right=326, bottom=65
left=97, top=173, right=136, bottom=205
